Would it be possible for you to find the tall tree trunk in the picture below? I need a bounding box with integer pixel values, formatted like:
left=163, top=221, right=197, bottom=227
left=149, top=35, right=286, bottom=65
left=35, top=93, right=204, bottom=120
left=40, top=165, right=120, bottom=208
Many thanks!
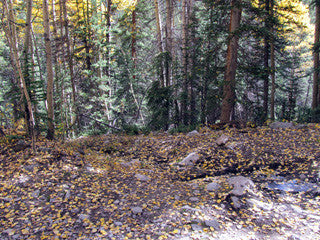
left=132, top=9, right=137, bottom=80
left=22, top=0, right=33, bottom=135
left=270, top=0, right=275, bottom=120
left=62, top=0, right=78, bottom=131
left=263, top=0, right=270, bottom=121
left=188, top=0, right=196, bottom=126
left=3, top=0, right=36, bottom=151
left=103, top=0, right=112, bottom=120
left=220, top=0, right=242, bottom=123
left=165, top=0, right=173, bottom=87
left=154, top=0, right=165, bottom=86
left=181, top=0, right=189, bottom=125
left=312, top=1, right=320, bottom=109
left=43, top=0, right=55, bottom=139
left=201, top=5, right=214, bottom=124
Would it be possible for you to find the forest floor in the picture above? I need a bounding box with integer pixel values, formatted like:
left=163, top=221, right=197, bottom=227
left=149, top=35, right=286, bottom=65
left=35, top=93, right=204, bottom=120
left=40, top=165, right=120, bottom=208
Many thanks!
left=0, top=124, right=320, bottom=240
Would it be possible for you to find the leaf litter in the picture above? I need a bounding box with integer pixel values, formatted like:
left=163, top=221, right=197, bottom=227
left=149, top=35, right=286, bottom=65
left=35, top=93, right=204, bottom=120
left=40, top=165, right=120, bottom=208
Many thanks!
left=0, top=124, right=320, bottom=239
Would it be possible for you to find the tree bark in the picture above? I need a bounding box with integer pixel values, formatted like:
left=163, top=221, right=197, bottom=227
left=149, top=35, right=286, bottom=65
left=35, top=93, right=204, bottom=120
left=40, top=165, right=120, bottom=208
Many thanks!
left=165, top=0, right=173, bottom=87
left=132, top=9, right=137, bottom=79
left=270, top=0, right=276, bottom=120
left=154, top=0, right=165, bottom=86
left=263, top=0, right=270, bottom=121
left=220, top=0, right=242, bottom=123
left=312, top=1, right=320, bottom=109
left=43, top=0, right=55, bottom=139
left=181, top=0, right=189, bottom=125
left=2, top=0, right=36, bottom=151
left=22, top=0, right=33, bottom=135
left=62, top=0, right=78, bottom=131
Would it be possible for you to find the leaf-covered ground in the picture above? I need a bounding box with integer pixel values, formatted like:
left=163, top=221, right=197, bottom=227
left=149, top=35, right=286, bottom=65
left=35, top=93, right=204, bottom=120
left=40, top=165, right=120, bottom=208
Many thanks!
left=0, top=124, right=320, bottom=239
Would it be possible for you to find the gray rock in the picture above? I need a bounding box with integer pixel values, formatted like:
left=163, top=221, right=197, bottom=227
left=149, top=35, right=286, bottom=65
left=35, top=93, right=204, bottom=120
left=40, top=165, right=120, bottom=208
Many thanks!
left=79, top=214, right=90, bottom=220
left=216, top=134, right=229, bottom=146
left=64, top=189, right=71, bottom=200
left=230, top=196, right=242, bottom=209
left=24, top=164, right=39, bottom=172
left=247, top=198, right=273, bottom=211
left=191, top=223, right=203, bottom=231
left=181, top=205, right=201, bottom=212
left=178, top=152, right=200, bottom=166
left=288, top=235, right=301, bottom=240
left=135, top=173, right=150, bottom=181
left=131, top=206, right=143, bottom=214
left=18, top=174, right=30, bottom=184
left=121, top=159, right=140, bottom=168
left=206, top=182, right=221, bottom=192
left=32, top=190, right=40, bottom=198
left=187, top=130, right=199, bottom=137
left=227, top=176, right=255, bottom=196
left=204, top=219, right=220, bottom=230
left=189, top=197, right=200, bottom=202
left=269, top=121, right=294, bottom=129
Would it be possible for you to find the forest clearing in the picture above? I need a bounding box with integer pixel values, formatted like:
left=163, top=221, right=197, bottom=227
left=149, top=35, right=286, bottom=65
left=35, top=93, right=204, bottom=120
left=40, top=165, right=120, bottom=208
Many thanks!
left=0, top=123, right=319, bottom=239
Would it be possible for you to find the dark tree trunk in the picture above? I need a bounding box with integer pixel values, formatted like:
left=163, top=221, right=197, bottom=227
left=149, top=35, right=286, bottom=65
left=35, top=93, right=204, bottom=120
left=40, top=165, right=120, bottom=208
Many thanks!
left=220, top=0, right=242, bottom=123
left=313, top=1, right=320, bottom=109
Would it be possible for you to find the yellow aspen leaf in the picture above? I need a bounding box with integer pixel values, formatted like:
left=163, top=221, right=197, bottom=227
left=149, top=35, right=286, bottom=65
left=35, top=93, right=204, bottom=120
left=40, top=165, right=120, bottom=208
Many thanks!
left=21, top=229, right=29, bottom=234
left=172, top=229, right=179, bottom=234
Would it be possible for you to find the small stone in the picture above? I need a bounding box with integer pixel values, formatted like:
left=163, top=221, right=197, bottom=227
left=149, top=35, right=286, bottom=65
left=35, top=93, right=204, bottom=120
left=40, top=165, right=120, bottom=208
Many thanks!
left=187, top=130, right=199, bottom=137
left=299, top=174, right=306, bottom=180
left=178, top=152, right=200, bottom=166
left=191, top=224, right=203, bottom=231
left=79, top=214, right=89, bottom=220
left=227, top=176, right=255, bottom=196
left=64, top=190, right=71, bottom=200
left=189, top=197, right=200, bottom=202
left=24, top=164, right=39, bottom=172
left=206, top=182, right=221, bottom=192
left=247, top=198, right=273, bottom=211
left=216, top=134, right=229, bottom=146
left=32, top=190, right=40, bottom=198
left=231, top=196, right=241, bottom=209
left=135, top=173, right=150, bottom=181
left=288, top=235, right=301, bottom=240
left=204, top=219, right=220, bottom=230
left=181, top=205, right=200, bottom=212
left=131, top=206, right=143, bottom=214
left=18, top=174, right=30, bottom=184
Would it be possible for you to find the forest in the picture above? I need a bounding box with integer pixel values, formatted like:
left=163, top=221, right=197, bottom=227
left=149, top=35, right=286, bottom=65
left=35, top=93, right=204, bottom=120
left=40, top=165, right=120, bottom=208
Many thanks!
left=0, top=0, right=319, bottom=139
left=1, top=1, right=320, bottom=239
